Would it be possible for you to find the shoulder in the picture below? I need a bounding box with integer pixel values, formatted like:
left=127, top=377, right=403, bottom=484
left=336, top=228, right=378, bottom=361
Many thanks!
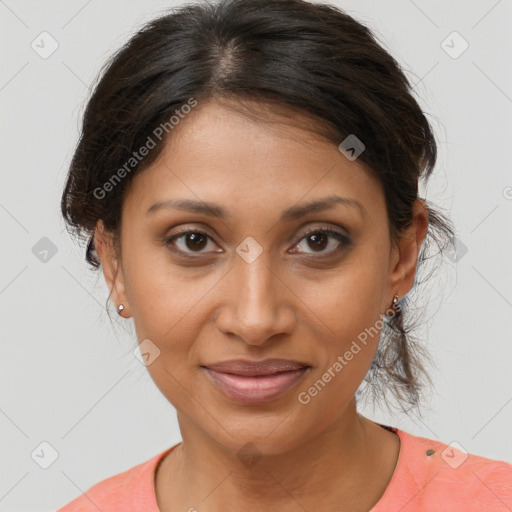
left=55, top=446, right=175, bottom=512
left=375, top=426, right=512, bottom=512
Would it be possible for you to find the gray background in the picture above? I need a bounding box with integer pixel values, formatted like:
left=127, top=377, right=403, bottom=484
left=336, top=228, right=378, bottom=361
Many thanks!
left=1, top=0, right=511, bottom=510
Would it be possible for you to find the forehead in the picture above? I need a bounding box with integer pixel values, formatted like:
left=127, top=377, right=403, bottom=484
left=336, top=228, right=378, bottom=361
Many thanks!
left=122, top=100, right=384, bottom=221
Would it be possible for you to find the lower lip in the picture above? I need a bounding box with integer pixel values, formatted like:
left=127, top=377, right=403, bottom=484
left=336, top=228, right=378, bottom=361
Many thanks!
left=202, top=367, right=311, bottom=404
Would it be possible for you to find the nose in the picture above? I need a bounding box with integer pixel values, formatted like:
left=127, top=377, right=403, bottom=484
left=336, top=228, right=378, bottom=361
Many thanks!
left=214, top=250, right=296, bottom=346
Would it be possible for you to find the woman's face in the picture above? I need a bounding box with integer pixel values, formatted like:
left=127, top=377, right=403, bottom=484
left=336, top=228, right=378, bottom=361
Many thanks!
left=97, top=99, right=426, bottom=454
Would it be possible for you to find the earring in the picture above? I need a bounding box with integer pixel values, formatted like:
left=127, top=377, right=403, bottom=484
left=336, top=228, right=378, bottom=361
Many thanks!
left=391, top=294, right=399, bottom=313
left=117, top=304, right=125, bottom=316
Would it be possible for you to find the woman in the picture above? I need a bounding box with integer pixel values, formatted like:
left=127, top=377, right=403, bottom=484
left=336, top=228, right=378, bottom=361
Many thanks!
left=57, top=0, right=512, bottom=510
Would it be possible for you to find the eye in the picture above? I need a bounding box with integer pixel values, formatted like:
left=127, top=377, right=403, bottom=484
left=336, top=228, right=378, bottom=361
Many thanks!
left=290, top=227, right=350, bottom=256
left=164, top=226, right=350, bottom=257
left=164, top=230, right=221, bottom=255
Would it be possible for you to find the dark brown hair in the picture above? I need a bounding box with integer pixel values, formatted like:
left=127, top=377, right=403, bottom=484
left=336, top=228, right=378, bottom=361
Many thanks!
left=61, top=0, right=455, bottom=414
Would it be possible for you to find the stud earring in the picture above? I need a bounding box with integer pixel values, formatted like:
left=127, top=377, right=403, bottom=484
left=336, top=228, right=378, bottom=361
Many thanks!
left=391, top=294, right=399, bottom=313
left=117, top=304, right=125, bottom=316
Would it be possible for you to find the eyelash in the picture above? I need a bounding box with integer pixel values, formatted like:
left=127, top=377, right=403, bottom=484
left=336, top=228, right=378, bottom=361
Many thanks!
left=163, top=227, right=350, bottom=257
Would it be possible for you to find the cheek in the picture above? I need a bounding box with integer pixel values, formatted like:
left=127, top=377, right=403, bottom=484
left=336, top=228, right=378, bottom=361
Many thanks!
left=300, top=245, right=388, bottom=391
left=297, top=245, right=388, bottom=340
left=122, top=238, right=211, bottom=339
left=123, top=251, right=222, bottom=405
left=296, top=292, right=386, bottom=426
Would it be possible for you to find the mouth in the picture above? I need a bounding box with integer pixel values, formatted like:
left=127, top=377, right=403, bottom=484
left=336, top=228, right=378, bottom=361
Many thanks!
left=201, top=358, right=312, bottom=404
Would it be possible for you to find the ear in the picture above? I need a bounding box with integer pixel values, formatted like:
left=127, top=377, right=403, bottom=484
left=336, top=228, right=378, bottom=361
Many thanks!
left=94, top=220, right=130, bottom=317
left=388, top=198, right=429, bottom=301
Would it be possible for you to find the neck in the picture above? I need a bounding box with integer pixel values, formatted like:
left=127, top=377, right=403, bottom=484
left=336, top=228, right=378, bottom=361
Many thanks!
left=156, top=399, right=399, bottom=512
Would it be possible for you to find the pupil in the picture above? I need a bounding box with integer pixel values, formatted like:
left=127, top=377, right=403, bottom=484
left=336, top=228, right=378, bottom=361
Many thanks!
left=187, top=233, right=207, bottom=251
left=309, top=233, right=327, bottom=251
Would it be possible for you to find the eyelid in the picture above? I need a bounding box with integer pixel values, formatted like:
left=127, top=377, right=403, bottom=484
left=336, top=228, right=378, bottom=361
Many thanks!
left=163, top=223, right=219, bottom=243
left=293, top=223, right=350, bottom=242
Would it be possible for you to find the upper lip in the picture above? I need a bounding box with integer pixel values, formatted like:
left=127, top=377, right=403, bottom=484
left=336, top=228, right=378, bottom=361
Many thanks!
left=202, top=358, right=311, bottom=376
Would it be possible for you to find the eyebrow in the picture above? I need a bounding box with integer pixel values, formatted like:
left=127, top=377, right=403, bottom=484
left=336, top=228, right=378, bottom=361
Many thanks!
left=146, top=194, right=366, bottom=221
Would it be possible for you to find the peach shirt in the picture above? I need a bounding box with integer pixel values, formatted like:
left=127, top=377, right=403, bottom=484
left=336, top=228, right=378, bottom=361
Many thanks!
left=57, top=426, right=512, bottom=511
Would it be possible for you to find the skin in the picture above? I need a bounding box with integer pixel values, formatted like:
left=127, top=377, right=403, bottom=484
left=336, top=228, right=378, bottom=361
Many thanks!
left=95, top=98, right=428, bottom=512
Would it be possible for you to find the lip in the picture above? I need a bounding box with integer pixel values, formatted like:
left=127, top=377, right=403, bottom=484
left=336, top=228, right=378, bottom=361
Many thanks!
left=201, top=359, right=311, bottom=404
left=203, top=358, right=310, bottom=376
